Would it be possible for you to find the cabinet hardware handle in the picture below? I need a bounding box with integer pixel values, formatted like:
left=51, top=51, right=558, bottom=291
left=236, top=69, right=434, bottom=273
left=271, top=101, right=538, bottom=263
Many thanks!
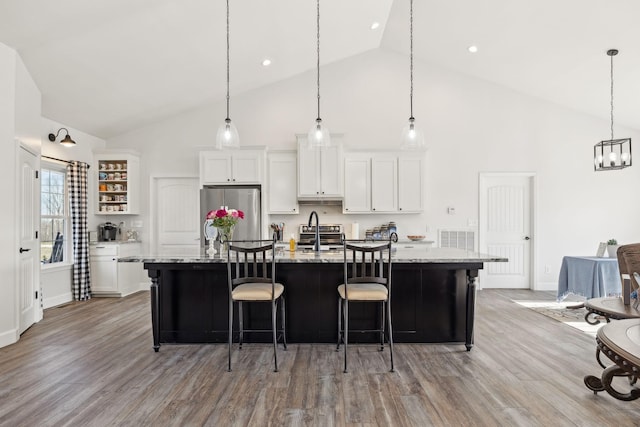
left=233, top=179, right=236, bottom=181
left=19, top=247, right=31, bottom=253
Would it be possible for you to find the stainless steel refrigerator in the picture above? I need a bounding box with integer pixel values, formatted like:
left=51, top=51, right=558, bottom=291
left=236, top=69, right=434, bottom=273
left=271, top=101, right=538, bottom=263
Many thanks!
left=200, top=185, right=262, bottom=245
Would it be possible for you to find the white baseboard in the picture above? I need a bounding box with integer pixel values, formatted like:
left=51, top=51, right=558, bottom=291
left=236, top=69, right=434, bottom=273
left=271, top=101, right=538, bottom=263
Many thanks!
left=0, top=328, right=18, bottom=349
left=43, top=292, right=73, bottom=309
left=535, top=281, right=557, bottom=292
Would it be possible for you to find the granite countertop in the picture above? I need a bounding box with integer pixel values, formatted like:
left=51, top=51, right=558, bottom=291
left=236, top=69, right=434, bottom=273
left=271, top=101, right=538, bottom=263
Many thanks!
left=118, top=246, right=507, bottom=264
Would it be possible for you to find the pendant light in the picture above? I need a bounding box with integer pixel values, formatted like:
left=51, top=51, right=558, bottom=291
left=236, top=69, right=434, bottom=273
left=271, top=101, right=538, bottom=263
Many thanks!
left=216, top=0, right=240, bottom=150
left=400, top=0, right=425, bottom=150
left=594, top=49, right=631, bottom=171
left=308, top=0, right=331, bottom=149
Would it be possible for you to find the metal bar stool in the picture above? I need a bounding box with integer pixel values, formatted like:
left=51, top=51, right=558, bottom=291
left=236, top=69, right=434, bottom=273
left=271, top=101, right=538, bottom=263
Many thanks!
left=227, top=237, right=287, bottom=372
left=337, top=239, right=394, bottom=373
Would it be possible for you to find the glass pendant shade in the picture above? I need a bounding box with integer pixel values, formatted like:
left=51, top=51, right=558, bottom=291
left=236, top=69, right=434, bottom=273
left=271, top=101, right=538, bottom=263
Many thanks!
left=216, top=118, right=240, bottom=150
left=308, top=118, right=331, bottom=149
left=400, top=117, right=425, bottom=150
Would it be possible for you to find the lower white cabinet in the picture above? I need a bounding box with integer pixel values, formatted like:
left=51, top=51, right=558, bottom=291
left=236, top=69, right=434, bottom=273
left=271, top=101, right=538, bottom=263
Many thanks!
left=90, top=243, right=144, bottom=297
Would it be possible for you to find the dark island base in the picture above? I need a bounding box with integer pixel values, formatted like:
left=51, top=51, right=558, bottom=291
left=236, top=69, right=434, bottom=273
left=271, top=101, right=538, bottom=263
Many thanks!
left=146, top=262, right=479, bottom=350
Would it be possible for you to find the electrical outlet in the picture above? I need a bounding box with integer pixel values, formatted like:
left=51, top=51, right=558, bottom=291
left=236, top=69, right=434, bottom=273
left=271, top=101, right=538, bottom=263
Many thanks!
left=447, top=207, right=455, bottom=215
left=544, top=265, right=551, bottom=274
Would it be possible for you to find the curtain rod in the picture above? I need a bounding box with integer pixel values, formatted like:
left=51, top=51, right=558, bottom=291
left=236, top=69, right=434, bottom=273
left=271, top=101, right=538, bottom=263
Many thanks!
left=42, top=155, right=91, bottom=169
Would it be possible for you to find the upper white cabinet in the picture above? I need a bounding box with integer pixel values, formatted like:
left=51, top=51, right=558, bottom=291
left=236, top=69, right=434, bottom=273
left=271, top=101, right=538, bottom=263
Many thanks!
left=94, top=150, right=140, bottom=215
left=398, top=156, right=424, bottom=212
left=343, top=152, right=424, bottom=214
left=297, top=134, right=343, bottom=199
left=200, top=149, right=265, bottom=187
left=267, top=151, right=298, bottom=214
left=343, top=155, right=370, bottom=212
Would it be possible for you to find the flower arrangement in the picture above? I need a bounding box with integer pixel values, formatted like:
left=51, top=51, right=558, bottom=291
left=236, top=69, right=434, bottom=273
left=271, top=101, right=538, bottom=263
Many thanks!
left=206, top=206, right=244, bottom=243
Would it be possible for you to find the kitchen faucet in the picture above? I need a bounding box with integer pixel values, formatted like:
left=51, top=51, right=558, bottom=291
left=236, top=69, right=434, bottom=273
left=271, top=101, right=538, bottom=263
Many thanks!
left=308, top=210, right=320, bottom=252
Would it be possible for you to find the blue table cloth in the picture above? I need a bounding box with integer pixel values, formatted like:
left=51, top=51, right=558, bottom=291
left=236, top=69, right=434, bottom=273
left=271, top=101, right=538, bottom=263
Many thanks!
left=557, top=256, right=620, bottom=301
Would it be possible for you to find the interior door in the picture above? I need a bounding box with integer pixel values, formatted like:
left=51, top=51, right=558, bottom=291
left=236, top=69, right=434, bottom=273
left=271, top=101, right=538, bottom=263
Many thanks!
left=479, top=174, right=533, bottom=289
left=153, top=177, right=200, bottom=255
left=19, top=147, right=39, bottom=334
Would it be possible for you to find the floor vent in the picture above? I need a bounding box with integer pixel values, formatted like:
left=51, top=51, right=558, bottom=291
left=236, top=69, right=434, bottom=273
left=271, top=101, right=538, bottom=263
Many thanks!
left=439, top=229, right=476, bottom=251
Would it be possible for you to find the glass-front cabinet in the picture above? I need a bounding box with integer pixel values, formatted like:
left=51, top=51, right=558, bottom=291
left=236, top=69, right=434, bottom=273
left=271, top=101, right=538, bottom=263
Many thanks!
left=94, top=151, right=140, bottom=215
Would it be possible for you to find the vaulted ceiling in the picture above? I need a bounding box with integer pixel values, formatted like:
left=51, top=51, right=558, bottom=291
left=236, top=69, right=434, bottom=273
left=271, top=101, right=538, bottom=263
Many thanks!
left=2, top=0, right=639, bottom=139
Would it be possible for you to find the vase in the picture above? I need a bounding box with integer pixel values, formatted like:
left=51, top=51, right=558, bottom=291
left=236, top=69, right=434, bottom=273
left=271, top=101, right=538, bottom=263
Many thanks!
left=218, top=227, right=234, bottom=254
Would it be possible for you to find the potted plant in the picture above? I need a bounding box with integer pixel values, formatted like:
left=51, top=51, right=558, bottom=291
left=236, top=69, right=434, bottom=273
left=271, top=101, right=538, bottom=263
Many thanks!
left=607, top=238, right=619, bottom=258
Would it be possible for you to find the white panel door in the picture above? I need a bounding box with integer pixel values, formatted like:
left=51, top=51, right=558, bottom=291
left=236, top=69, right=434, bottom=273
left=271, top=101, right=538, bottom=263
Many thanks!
left=231, top=152, right=262, bottom=183
left=19, top=148, right=39, bottom=334
left=480, top=174, right=533, bottom=289
left=154, top=177, right=200, bottom=255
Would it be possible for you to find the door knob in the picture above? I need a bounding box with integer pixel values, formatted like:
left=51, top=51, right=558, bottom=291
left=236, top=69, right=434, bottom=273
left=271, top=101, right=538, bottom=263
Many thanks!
left=19, top=247, right=31, bottom=253
left=524, top=236, right=530, bottom=240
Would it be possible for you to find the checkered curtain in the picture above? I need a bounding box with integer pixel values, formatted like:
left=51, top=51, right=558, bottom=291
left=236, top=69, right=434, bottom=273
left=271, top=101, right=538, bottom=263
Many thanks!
left=67, top=161, right=91, bottom=300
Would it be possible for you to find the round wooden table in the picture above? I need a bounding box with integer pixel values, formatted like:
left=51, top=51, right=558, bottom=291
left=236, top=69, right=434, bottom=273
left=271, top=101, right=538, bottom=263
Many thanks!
left=584, top=319, right=640, bottom=401
left=584, top=297, right=640, bottom=324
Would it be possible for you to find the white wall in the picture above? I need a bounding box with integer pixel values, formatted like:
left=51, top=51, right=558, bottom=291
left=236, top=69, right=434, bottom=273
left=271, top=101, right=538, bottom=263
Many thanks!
left=0, top=42, right=18, bottom=347
left=107, top=48, right=640, bottom=290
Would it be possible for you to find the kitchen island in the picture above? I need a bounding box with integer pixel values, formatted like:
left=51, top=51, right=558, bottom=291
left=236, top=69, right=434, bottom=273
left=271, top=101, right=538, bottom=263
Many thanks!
left=119, top=247, right=506, bottom=352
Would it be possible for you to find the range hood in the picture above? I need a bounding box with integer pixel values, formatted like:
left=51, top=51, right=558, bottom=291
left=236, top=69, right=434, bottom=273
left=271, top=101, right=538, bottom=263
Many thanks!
left=297, top=199, right=343, bottom=207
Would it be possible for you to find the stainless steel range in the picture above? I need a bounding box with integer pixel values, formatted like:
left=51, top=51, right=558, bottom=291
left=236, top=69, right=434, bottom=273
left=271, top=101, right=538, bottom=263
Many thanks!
left=297, top=224, right=344, bottom=249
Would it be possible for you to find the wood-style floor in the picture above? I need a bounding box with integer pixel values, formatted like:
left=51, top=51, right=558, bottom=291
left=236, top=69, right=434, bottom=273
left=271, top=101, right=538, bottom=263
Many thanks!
left=1, top=289, right=639, bottom=426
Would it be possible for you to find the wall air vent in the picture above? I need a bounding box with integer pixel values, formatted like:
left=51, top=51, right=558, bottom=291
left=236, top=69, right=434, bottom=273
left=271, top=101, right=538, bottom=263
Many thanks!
left=439, top=229, right=476, bottom=251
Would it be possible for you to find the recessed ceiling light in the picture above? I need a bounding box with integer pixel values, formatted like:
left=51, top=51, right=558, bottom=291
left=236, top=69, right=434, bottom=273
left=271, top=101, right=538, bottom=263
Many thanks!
left=262, top=58, right=272, bottom=67
left=370, top=22, right=380, bottom=30
left=468, top=45, right=478, bottom=53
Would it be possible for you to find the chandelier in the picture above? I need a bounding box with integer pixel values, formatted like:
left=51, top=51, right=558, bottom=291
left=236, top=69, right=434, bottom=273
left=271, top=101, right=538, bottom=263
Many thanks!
left=594, top=49, right=631, bottom=171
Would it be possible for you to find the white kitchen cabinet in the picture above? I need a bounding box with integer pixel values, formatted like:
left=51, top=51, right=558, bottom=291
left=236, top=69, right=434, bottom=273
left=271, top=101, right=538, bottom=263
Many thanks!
left=371, top=157, right=397, bottom=212
left=343, top=155, right=370, bottom=212
left=343, top=152, right=424, bottom=214
left=398, top=156, right=424, bottom=212
left=199, top=149, right=265, bottom=186
left=94, top=150, right=140, bottom=215
left=267, top=151, right=298, bottom=214
left=90, top=243, right=144, bottom=297
left=297, top=135, right=343, bottom=199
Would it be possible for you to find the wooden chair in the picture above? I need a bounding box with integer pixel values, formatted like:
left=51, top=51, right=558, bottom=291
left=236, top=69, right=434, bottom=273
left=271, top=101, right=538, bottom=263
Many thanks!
left=226, top=238, right=286, bottom=372
left=584, top=243, right=640, bottom=324
left=337, top=239, right=394, bottom=373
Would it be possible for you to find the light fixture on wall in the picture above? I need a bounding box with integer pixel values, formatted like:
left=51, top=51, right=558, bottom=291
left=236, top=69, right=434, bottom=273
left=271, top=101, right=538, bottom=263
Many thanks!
left=48, top=128, right=76, bottom=147
left=400, top=0, right=425, bottom=150
left=594, top=49, right=631, bottom=171
left=215, top=0, right=240, bottom=150
left=308, top=0, right=331, bottom=149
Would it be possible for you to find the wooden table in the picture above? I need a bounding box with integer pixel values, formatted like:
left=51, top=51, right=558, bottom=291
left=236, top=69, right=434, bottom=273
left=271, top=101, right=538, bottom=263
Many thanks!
left=583, top=297, right=640, bottom=324
left=584, top=319, right=640, bottom=401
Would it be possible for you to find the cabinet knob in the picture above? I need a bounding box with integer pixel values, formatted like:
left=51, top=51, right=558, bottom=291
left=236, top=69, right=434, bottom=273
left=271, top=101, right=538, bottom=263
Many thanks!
left=399, top=207, right=403, bottom=211
left=232, top=179, right=236, bottom=182
left=322, top=191, right=325, bottom=194
left=372, top=208, right=376, bottom=211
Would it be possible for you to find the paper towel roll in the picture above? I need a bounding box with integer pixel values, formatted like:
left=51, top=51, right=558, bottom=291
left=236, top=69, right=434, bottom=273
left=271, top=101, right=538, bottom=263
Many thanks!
left=351, top=222, right=359, bottom=239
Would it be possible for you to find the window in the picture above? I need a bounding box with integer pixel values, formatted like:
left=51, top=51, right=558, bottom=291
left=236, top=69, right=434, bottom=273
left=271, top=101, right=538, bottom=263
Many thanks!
left=41, top=166, right=68, bottom=265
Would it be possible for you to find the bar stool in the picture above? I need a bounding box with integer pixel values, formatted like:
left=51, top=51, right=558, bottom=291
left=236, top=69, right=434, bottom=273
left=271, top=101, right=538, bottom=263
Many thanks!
left=227, top=237, right=287, bottom=372
left=337, top=239, right=394, bottom=373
